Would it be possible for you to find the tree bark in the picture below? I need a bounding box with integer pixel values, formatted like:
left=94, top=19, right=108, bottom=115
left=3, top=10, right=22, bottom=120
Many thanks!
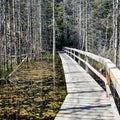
left=113, top=0, right=118, bottom=64
left=53, top=0, right=56, bottom=61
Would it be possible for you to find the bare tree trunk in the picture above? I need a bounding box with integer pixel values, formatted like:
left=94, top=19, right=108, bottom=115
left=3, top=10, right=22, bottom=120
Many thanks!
left=78, top=0, right=82, bottom=49
left=29, top=0, right=32, bottom=58
left=53, top=0, right=56, bottom=61
left=3, top=0, right=8, bottom=71
left=0, top=0, right=3, bottom=75
left=89, top=0, right=94, bottom=52
left=43, top=0, right=48, bottom=52
left=63, top=0, right=67, bottom=45
left=12, top=0, right=16, bottom=64
left=17, top=0, right=22, bottom=63
left=85, top=0, right=88, bottom=71
left=38, top=0, right=42, bottom=56
left=27, top=0, right=30, bottom=57
left=33, top=0, right=37, bottom=58
left=31, top=0, right=34, bottom=59
left=85, top=0, right=88, bottom=53
left=72, top=0, right=75, bottom=47
left=113, top=0, right=118, bottom=64
left=82, top=1, right=85, bottom=50
left=33, top=0, right=36, bottom=57
left=8, top=0, right=13, bottom=71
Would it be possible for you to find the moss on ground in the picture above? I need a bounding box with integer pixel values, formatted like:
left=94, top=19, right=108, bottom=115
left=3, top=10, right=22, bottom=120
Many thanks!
left=0, top=59, right=67, bottom=120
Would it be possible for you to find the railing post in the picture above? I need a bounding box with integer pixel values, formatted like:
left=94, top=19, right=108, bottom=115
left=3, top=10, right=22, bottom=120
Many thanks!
left=78, top=53, right=81, bottom=65
left=63, top=47, right=65, bottom=53
left=73, top=50, right=75, bottom=60
left=67, top=48, right=69, bottom=55
left=106, top=70, right=111, bottom=97
left=71, top=49, right=73, bottom=58
left=69, top=49, right=72, bottom=57
left=106, top=71, right=111, bottom=85
left=85, top=54, right=88, bottom=72
left=68, top=49, right=70, bottom=56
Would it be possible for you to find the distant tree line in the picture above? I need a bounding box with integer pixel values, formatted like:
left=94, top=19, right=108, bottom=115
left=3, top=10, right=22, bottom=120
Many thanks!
left=63, top=0, right=120, bottom=66
left=0, top=0, right=120, bottom=78
left=0, top=0, right=63, bottom=77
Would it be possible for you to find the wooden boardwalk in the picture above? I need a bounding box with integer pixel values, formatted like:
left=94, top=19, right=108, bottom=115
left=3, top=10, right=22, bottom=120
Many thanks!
left=55, top=52, right=114, bottom=120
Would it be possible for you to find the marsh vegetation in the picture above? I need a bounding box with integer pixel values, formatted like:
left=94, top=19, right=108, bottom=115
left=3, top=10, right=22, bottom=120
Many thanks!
left=0, top=58, right=67, bottom=120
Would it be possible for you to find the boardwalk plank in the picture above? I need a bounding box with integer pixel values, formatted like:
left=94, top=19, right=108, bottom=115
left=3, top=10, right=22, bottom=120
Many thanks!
left=55, top=52, right=114, bottom=120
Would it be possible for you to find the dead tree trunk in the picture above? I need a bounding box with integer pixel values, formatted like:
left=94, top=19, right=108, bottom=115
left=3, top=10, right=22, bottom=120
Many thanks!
left=113, top=0, right=118, bottom=64
left=3, top=0, right=9, bottom=71
left=38, top=0, right=42, bottom=56
left=53, top=0, right=56, bottom=61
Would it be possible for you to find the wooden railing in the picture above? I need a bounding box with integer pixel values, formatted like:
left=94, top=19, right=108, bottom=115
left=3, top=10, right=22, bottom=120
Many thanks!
left=64, top=47, right=120, bottom=120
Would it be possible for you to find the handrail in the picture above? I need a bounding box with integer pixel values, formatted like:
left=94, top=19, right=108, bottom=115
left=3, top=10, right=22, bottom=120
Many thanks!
left=64, top=47, right=120, bottom=120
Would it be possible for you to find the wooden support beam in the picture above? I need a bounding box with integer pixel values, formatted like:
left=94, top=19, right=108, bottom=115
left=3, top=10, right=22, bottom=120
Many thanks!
left=106, top=70, right=111, bottom=86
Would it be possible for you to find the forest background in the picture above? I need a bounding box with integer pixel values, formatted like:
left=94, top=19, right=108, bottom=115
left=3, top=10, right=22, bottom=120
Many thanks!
left=0, top=0, right=120, bottom=78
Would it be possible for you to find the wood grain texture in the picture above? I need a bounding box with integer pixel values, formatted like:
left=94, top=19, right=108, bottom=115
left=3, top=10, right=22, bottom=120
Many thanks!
left=55, top=52, right=114, bottom=120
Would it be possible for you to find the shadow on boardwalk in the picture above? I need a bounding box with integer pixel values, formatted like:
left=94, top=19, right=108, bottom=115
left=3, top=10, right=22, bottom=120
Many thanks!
left=55, top=52, right=114, bottom=120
